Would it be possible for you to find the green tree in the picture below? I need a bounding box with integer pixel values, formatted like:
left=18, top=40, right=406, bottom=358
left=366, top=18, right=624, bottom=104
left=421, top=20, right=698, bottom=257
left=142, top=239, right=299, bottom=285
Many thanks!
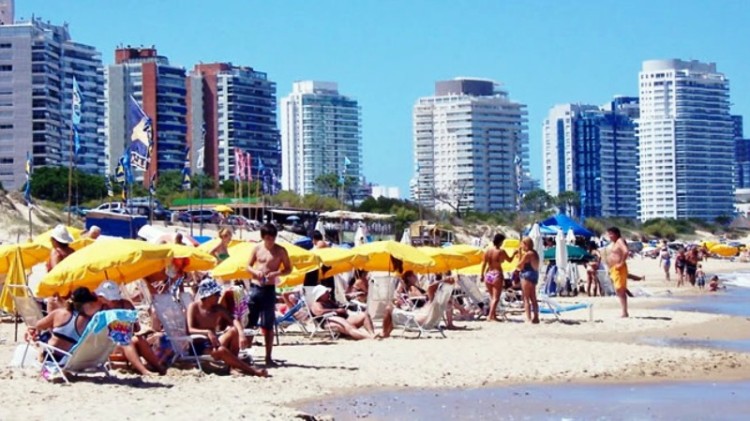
left=522, top=189, right=554, bottom=213
left=29, top=166, right=106, bottom=203
left=314, top=173, right=341, bottom=197
left=555, top=191, right=580, bottom=216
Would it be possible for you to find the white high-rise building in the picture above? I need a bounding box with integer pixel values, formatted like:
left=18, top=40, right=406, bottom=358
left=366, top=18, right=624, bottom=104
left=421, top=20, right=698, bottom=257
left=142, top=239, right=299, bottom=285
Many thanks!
left=0, top=16, right=104, bottom=190
left=637, top=59, right=734, bottom=220
left=280, top=81, right=362, bottom=196
left=413, top=78, right=528, bottom=213
left=542, top=104, right=598, bottom=196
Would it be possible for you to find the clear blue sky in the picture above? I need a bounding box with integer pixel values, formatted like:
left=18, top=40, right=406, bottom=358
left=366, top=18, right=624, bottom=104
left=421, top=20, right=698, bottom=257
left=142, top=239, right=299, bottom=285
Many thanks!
left=18, top=0, right=750, bottom=195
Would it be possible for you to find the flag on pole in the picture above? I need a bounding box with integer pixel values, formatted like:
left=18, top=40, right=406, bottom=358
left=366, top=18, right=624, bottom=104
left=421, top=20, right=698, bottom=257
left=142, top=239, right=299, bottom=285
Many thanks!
left=233, top=148, right=243, bottom=181
left=245, top=152, right=252, bottom=181
left=128, top=95, right=152, bottom=170
left=344, top=156, right=352, bottom=167
left=105, top=174, right=114, bottom=198
left=72, top=77, right=82, bottom=156
left=115, top=157, right=126, bottom=184
left=24, top=152, right=32, bottom=205
left=149, top=172, right=156, bottom=196
left=182, top=145, right=191, bottom=190
left=257, top=157, right=265, bottom=171
left=197, top=123, right=206, bottom=170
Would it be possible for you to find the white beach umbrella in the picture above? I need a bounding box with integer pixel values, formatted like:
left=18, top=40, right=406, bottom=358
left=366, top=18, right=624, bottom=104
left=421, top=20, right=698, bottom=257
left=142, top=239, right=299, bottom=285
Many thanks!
left=566, top=228, right=576, bottom=245
left=400, top=227, right=411, bottom=245
left=354, top=224, right=368, bottom=246
left=529, top=223, right=545, bottom=271
left=314, top=220, right=326, bottom=238
left=555, top=229, right=568, bottom=289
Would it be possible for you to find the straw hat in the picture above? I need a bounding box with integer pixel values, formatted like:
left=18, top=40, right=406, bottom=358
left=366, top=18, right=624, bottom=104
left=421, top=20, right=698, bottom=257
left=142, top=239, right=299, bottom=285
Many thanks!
left=50, top=224, right=74, bottom=244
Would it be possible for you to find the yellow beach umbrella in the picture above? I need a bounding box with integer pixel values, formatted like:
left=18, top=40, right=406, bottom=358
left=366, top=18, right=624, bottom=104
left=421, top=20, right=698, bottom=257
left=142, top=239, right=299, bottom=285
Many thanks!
left=170, top=244, right=219, bottom=272
left=197, top=238, right=242, bottom=254
left=314, top=247, right=368, bottom=278
left=212, top=242, right=320, bottom=281
left=214, top=205, right=234, bottom=214
left=444, top=244, right=484, bottom=267
left=455, top=242, right=521, bottom=276
left=33, top=226, right=83, bottom=247
left=36, top=240, right=175, bottom=297
left=0, top=249, right=31, bottom=313
left=0, top=242, right=50, bottom=274
left=709, top=244, right=738, bottom=258
left=417, top=247, right=469, bottom=273
left=354, top=241, right=435, bottom=273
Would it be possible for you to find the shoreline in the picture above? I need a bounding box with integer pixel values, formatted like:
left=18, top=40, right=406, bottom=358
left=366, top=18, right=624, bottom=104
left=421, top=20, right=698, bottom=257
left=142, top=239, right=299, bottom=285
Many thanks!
left=2, top=258, right=750, bottom=420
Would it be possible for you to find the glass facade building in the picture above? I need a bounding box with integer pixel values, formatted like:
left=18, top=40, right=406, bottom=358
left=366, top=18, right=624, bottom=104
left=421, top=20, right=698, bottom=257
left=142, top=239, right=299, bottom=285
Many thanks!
left=637, top=59, right=734, bottom=220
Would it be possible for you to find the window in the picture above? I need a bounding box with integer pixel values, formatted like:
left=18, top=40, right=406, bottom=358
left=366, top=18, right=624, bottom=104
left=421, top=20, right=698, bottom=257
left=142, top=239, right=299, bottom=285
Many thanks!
left=0, top=43, right=10, bottom=49
left=0, top=65, right=11, bottom=72
left=0, top=124, right=11, bottom=129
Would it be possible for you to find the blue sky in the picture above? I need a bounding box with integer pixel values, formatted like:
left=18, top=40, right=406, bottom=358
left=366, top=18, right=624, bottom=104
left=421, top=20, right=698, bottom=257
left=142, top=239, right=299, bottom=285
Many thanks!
left=18, top=0, right=750, bottom=195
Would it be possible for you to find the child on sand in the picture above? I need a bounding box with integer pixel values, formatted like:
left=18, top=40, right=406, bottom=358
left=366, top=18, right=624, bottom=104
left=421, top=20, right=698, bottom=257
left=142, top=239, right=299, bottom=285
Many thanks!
left=708, top=275, right=720, bottom=292
left=695, top=265, right=706, bottom=290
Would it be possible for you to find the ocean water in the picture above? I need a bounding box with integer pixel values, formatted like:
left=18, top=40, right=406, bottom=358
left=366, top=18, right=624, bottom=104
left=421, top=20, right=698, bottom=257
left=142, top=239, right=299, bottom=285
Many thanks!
left=301, top=382, right=750, bottom=420
left=301, top=272, right=750, bottom=420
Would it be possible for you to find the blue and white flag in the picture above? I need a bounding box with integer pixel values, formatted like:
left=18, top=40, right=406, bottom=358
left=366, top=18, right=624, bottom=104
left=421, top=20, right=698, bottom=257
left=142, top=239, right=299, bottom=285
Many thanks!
left=149, top=173, right=156, bottom=196
left=128, top=95, right=152, bottom=171
left=181, top=146, right=191, bottom=190
left=24, top=152, right=32, bottom=205
left=257, top=157, right=265, bottom=171
left=344, top=156, right=352, bottom=167
left=115, top=158, right=126, bottom=184
left=72, top=77, right=83, bottom=155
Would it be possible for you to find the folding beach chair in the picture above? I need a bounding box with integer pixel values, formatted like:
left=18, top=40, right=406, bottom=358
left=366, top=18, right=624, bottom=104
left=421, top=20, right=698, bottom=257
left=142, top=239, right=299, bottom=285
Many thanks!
left=152, top=293, right=215, bottom=371
left=455, top=275, right=489, bottom=316
left=393, top=282, right=455, bottom=339
left=11, top=290, right=44, bottom=368
left=301, top=287, right=339, bottom=340
left=274, top=299, right=308, bottom=345
left=538, top=295, right=594, bottom=322
left=37, top=309, right=138, bottom=384
left=366, top=273, right=397, bottom=322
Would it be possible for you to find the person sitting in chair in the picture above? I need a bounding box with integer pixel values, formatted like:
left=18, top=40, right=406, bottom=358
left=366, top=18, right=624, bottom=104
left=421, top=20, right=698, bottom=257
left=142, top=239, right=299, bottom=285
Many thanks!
left=26, top=287, right=102, bottom=362
left=187, top=279, right=268, bottom=376
left=381, top=276, right=457, bottom=338
left=96, top=281, right=166, bottom=376
left=309, top=285, right=377, bottom=340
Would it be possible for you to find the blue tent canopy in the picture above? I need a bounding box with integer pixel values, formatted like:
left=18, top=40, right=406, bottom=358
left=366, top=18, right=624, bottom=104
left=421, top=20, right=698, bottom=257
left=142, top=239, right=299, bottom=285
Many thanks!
left=539, top=214, right=593, bottom=238
left=522, top=224, right=558, bottom=236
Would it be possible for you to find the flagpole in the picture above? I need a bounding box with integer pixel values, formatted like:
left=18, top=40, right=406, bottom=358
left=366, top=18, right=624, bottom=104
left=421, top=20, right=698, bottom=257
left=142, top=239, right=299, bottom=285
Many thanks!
left=67, top=129, right=73, bottom=225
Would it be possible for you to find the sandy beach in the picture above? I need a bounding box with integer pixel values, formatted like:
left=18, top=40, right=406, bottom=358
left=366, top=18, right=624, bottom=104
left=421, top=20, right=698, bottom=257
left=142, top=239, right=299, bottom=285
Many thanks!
left=2, top=257, right=750, bottom=420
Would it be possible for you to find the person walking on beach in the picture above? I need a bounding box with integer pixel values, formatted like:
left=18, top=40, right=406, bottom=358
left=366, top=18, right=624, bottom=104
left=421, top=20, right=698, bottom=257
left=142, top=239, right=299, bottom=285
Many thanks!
left=480, top=233, right=515, bottom=321
left=247, top=223, right=292, bottom=367
left=606, top=227, right=629, bottom=318
left=515, top=237, right=540, bottom=324
left=658, top=245, right=671, bottom=282
left=586, top=242, right=602, bottom=297
left=675, top=249, right=686, bottom=287
left=685, top=247, right=699, bottom=287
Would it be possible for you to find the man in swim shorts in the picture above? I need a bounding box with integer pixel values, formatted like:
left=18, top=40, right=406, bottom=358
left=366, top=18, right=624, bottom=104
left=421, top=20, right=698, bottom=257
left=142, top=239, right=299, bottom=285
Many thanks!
left=606, top=226, right=629, bottom=318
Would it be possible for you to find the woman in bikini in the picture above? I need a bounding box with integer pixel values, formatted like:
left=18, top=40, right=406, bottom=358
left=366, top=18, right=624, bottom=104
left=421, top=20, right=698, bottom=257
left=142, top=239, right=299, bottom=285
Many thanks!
left=346, top=270, right=369, bottom=302
left=515, top=237, right=541, bottom=324
left=480, top=234, right=515, bottom=321
left=25, top=287, right=102, bottom=362
left=395, top=271, right=428, bottom=309
left=210, top=228, right=233, bottom=262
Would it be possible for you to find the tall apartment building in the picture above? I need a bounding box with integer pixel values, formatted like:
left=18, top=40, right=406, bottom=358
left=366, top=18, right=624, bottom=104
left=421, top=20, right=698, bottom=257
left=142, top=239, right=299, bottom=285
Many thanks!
left=105, top=47, right=187, bottom=179
left=280, top=81, right=362, bottom=196
left=733, top=115, right=750, bottom=189
left=637, top=59, right=734, bottom=220
left=187, top=63, right=280, bottom=181
left=413, top=78, right=528, bottom=213
left=542, top=104, right=598, bottom=196
left=0, top=14, right=104, bottom=190
left=542, top=98, right=640, bottom=218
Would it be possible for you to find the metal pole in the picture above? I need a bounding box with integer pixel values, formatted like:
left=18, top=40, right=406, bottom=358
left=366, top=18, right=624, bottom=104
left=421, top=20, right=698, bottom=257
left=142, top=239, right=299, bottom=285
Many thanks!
left=67, top=130, right=73, bottom=225
left=189, top=187, right=194, bottom=237
left=199, top=177, right=204, bottom=236
left=27, top=206, right=32, bottom=240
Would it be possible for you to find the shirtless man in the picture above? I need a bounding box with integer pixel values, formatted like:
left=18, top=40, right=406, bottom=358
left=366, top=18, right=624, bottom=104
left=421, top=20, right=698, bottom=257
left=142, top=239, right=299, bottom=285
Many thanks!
left=606, top=227, right=629, bottom=317
left=480, top=234, right=515, bottom=321
left=187, top=279, right=268, bottom=377
left=247, top=223, right=292, bottom=366
left=312, top=230, right=328, bottom=249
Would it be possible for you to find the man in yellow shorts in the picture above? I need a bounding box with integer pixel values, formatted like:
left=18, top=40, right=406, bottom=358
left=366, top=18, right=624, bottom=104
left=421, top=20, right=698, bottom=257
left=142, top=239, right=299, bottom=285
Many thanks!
left=606, top=227, right=629, bottom=318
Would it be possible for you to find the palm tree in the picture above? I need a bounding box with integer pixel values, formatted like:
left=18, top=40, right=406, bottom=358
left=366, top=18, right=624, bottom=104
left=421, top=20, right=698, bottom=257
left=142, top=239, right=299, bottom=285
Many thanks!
left=555, top=191, right=580, bottom=216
